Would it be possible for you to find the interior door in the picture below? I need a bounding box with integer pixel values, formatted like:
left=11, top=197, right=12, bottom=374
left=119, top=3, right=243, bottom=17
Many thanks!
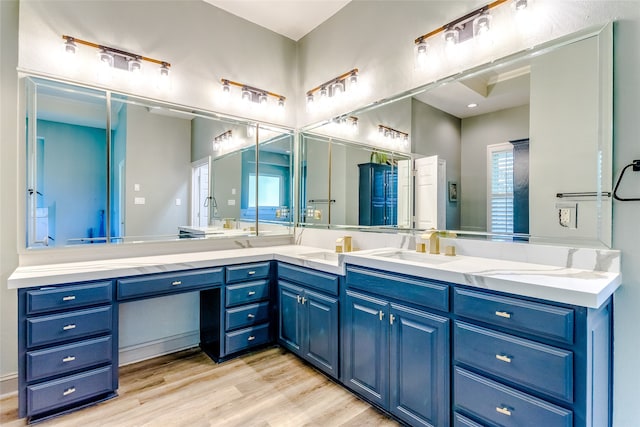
left=414, top=155, right=446, bottom=230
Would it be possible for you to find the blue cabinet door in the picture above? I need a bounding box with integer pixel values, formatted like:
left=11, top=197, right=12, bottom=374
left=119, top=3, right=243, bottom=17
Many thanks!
left=343, top=291, right=388, bottom=407
left=278, top=281, right=302, bottom=354
left=303, top=289, right=339, bottom=378
left=390, top=304, right=450, bottom=427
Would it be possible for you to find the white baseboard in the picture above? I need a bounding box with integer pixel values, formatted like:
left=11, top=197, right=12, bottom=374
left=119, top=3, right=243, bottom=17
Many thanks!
left=0, top=331, right=201, bottom=397
left=118, top=331, right=201, bottom=366
left=0, top=373, right=18, bottom=398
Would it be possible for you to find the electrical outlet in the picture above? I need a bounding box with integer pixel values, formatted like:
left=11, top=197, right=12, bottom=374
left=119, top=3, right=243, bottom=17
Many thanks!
left=556, top=203, right=577, bottom=228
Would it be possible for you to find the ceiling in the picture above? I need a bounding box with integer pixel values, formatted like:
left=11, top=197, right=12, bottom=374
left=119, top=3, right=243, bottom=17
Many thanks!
left=202, top=0, right=352, bottom=41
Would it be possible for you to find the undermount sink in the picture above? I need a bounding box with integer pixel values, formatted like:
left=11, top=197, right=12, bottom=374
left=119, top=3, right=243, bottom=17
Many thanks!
left=372, top=250, right=453, bottom=265
left=299, top=251, right=340, bottom=262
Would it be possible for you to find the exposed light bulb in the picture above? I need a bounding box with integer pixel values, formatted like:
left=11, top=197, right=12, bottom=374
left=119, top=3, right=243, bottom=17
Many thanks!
left=415, top=40, right=429, bottom=68
left=241, top=87, right=252, bottom=102
left=444, top=28, right=459, bottom=47
left=332, top=80, right=345, bottom=97
left=96, top=49, right=114, bottom=82
left=349, top=71, right=358, bottom=87
left=157, top=63, right=171, bottom=90
left=474, top=13, right=492, bottom=39
left=63, top=38, right=77, bottom=56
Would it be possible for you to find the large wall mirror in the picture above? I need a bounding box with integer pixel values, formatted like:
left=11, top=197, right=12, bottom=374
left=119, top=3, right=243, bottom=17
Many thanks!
left=300, top=23, right=613, bottom=247
left=24, top=77, right=294, bottom=249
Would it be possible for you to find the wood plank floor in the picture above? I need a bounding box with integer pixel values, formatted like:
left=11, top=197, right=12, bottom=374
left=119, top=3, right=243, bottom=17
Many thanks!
left=0, top=347, right=399, bottom=426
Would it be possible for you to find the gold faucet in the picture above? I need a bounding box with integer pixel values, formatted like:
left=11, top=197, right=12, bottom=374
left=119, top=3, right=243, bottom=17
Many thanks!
left=421, top=230, right=441, bottom=255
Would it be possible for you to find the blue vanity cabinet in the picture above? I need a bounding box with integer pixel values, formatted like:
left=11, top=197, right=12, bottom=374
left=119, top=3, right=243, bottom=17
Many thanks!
left=452, top=286, right=613, bottom=427
left=343, top=266, right=450, bottom=427
left=222, top=262, right=273, bottom=357
left=277, top=263, right=340, bottom=379
left=17, top=281, right=118, bottom=422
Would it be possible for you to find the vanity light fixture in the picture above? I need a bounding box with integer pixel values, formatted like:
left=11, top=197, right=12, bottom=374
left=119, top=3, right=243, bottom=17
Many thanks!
left=306, top=68, right=359, bottom=108
left=212, top=130, right=233, bottom=151
left=414, top=0, right=527, bottom=66
left=333, top=115, right=359, bottom=133
left=61, top=35, right=171, bottom=86
left=220, top=78, right=286, bottom=110
left=378, top=125, right=409, bottom=148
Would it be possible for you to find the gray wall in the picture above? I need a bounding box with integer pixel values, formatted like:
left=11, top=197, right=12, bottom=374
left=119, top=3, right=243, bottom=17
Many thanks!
left=412, top=98, right=462, bottom=229
left=124, top=104, right=190, bottom=237
left=460, top=105, right=530, bottom=232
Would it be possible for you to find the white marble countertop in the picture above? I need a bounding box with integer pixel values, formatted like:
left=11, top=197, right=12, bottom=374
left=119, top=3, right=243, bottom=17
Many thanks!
left=8, top=245, right=621, bottom=308
left=343, top=248, right=621, bottom=308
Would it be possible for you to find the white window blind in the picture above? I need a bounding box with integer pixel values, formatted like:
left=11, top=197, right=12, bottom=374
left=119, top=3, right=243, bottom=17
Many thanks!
left=487, top=144, right=514, bottom=234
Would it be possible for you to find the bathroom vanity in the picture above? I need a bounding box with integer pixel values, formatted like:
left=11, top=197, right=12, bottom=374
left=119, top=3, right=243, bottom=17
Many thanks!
left=9, top=243, right=619, bottom=426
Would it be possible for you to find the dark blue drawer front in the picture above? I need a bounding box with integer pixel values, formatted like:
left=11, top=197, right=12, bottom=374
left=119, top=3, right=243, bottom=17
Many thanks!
left=27, top=282, right=113, bottom=315
left=453, top=412, right=484, bottom=427
left=455, top=322, right=573, bottom=403
left=226, top=302, right=270, bottom=331
left=225, top=323, right=270, bottom=354
left=454, top=367, right=572, bottom=427
left=225, top=280, right=270, bottom=307
left=26, top=336, right=113, bottom=382
left=454, top=288, right=574, bottom=344
left=27, top=306, right=113, bottom=348
left=27, top=366, right=113, bottom=416
left=346, top=266, right=449, bottom=313
left=117, top=268, right=223, bottom=300
left=278, top=263, right=339, bottom=296
left=226, top=262, right=271, bottom=284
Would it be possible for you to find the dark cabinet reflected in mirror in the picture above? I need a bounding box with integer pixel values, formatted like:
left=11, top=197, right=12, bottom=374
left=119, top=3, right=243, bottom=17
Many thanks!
left=24, top=77, right=294, bottom=248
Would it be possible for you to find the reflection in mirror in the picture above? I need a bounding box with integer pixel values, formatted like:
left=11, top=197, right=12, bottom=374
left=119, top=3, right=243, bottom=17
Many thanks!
left=256, top=127, right=294, bottom=235
left=301, top=25, right=612, bottom=247
left=26, top=77, right=109, bottom=247
left=25, top=76, right=293, bottom=248
left=300, top=133, right=411, bottom=229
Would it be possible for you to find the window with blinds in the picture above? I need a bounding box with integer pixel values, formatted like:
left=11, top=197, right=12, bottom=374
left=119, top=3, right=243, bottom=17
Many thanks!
left=487, top=143, right=514, bottom=234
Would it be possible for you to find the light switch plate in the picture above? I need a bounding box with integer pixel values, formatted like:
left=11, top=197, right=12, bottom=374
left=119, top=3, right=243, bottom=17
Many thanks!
left=175, top=198, right=181, bottom=206
left=134, top=197, right=145, bottom=205
left=228, top=199, right=236, bottom=206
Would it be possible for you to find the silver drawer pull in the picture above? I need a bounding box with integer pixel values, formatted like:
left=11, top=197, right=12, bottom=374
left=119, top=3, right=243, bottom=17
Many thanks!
left=248, top=335, right=256, bottom=341
left=247, top=314, right=255, bottom=319
left=496, top=354, right=512, bottom=363
left=496, top=406, right=512, bottom=416
left=62, top=324, right=77, bottom=331
left=247, top=271, right=256, bottom=275
left=171, top=281, right=182, bottom=286
left=62, top=295, right=76, bottom=301
left=247, top=291, right=256, bottom=296
left=62, top=356, right=76, bottom=363
left=495, top=311, right=512, bottom=319
left=63, top=387, right=76, bottom=396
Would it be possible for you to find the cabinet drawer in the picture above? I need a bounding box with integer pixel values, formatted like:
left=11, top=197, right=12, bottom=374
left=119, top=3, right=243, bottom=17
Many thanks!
left=455, top=322, right=573, bottom=402
left=454, top=367, right=572, bottom=427
left=453, top=413, right=484, bottom=427
left=225, top=323, right=270, bottom=354
left=26, top=282, right=113, bottom=315
left=226, top=262, right=271, bottom=284
left=346, top=266, right=449, bottom=313
left=454, top=288, right=574, bottom=344
left=117, top=268, right=223, bottom=300
left=27, top=306, right=112, bottom=348
left=27, top=366, right=113, bottom=416
left=226, top=302, right=270, bottom=331
left=278, top=263, right=339, bottom=296
left=26, top=336, right=113, bottom=382
left=225, top=280, right=270, bottom=307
